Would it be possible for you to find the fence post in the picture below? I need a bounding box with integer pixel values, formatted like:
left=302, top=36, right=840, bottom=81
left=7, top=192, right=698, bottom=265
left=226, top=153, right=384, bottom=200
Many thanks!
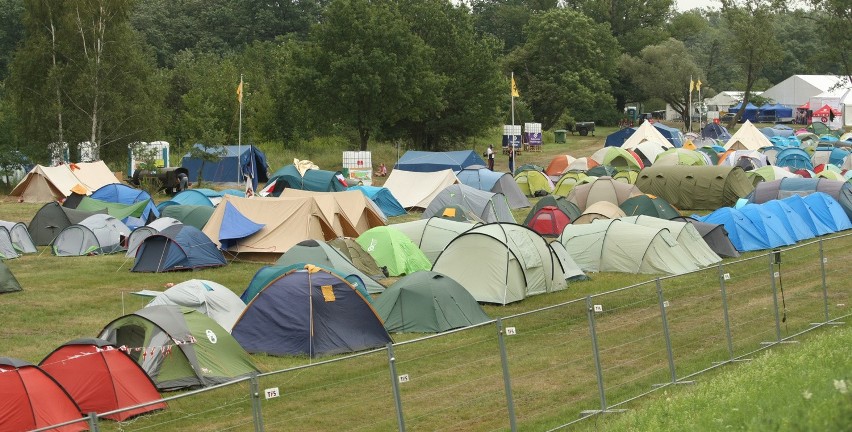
left=386, top=343, right=406, bottom=432
left=585, top=296, right=607, bottom=414
left=496, top=318, right=518, bottom=432
left=87, top=413, right=99, bottom=432
left=250, top=373, right=264, bottom=432
left=768, top=251, right=782, bottom=343
left=656, top=279, right=678, bottom=385
left=819, top=239, right=830, bottom=322
left=718, top=263, right=735, bottom=362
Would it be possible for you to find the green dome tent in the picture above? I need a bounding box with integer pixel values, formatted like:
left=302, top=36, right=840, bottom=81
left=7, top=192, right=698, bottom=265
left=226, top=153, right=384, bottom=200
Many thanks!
left=0, top=260, right=22, bottom=294
left=619, top=195, right=681, bottom=219
left=392, top=217, right=479, bottom=263
left=374, top=271, right=491, bottom=333
left=276, top=239, right=386, bottom=294
left=356, top=226, right=431, bottom=276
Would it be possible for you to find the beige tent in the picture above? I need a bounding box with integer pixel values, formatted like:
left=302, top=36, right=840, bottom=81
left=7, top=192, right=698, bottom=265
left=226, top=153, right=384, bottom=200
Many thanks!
left=392, top=217, right=478, bottom=263
left=10, top=165, right=89, bottom=203
left=566, top=176, right=644, bottom=211
left=383, top=169, right=459, bottom=209
left=724, top=120, right=773, bottom=151
left=621, top=121, right=673, bottom=150
left=279, top=189, right=385, bottom=235
left=572, top=201, right=626, bottom=225
left=71, top=161, right=120, bottom=191
left=202, top=195, right=337, bottom=260
left=619, top=216, right=721, bottom=267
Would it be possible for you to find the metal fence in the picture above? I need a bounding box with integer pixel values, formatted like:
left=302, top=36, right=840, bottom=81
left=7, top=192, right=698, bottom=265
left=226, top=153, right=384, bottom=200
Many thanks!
left=37, top=235, right=851, bottom=432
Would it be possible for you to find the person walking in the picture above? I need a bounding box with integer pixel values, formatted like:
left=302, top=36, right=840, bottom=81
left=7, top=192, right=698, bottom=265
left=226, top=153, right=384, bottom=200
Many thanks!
left=486, top=145, right=495, bottom=170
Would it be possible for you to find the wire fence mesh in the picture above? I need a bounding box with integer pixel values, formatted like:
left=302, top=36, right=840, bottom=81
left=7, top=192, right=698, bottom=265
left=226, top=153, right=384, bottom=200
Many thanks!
left=822, top=235, right=852, bottom=320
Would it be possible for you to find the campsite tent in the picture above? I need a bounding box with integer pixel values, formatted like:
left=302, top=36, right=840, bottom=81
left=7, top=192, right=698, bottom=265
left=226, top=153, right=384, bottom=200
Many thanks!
left=524, top=195, right=582, bottom=225
left=432, top=223, right=583, bottom=304
left=777, top=195, right=833, bottom=237
left=0, top=357, right=87, bottom=432
left=696, top=207, right=772, bottom=252
left=276, top=239, right=386, bottom=294
left=132, top=224, right=226, bottom=272
left=10, top=164, right=90, bottom=202
left=68, top=196, right=156, bottom=229
left=160, top=204, right=215, bottom=230
left=619, top=216, right=721, bottom=267
left=232, top=266, right=392, bottom=357
left=635, top=166, right=754, bottom=210
left=125, top=217, right=183, bottom=257
left=632, top=141, right=670, bottom=167
left=90, top=184, right=159, bottom=223
left=619, top=194, right=681, bottom=219
left=590, top=147, right=643, bottom=171
left=759, top=200, right=817, bottom=242
left=559, top=219, right=700, bottom=275
left=0, top=227, right=19, bottom=259
left=526, top=205, right=572, bottom=236
left=356, top=226, right=431, bottom=276
left=774, top=148, right=814, bottom=171
left=68, top=161, right=121, bottom=192
left=654, top=148, right=710, bottom=166
left=572, top=201, right=627, bottom=224
left=52, top=214, right=130, bottom=256
left=181, top=144, right=269, bottom=188
left=327, top=237, right=387, bottom=281
left=422, top=184, right=515, bottom=223
left=39, top=339, right=166, bottom=421
left=264, top=165, right=348, bottom=195
left=747, top=178, right=852, bottom=220
left=348, top=185, right=407, bottom=217
left=746, top=166, right=799, bottom=186
left=375, top=271, right=491, bottom=333
left=456, top=167, right=529, bottom=208
left=0, top=260, right=22, bottom=294
left=28, top=202, right=106, bottom=246
left=553, top=172, right=591, bottom=196
left=279, top=189, right=386, bottom=235
left=620, top=120, right=674, bottom=150
left=728, top=102, right=759, bottom=122
left=394, top=150, right=485, bottom=172
left=0, top=221, right=36, bottom=253
left=724, top=120, right=773, bottom=151
left=239, top=263, right=371, bottom=306
left=157, top=188, right=222, bottom=210
left=145, top=280, right=246, bottom=332
left=702, top=123, right=732, bottom=140
left=566, top=176, right=644, bottom=211
left=393, top=217, right=478, bottom=263
left=801, top=193, right=852, bottom=232
left=671, top=217, right=741, bottom=258
left=545, top=155, right=577, bottom=178
left=99, top=305, right=259, bottom=391
left=383, top=169, right=459, bottom=209
left=514, top=170, right=554, bottom=197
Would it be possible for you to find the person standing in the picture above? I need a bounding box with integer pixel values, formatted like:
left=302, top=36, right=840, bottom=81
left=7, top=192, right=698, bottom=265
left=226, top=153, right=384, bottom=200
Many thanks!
left=486, top=145, right=495, bottom=170
left=508, top=148, right=515, bottom=175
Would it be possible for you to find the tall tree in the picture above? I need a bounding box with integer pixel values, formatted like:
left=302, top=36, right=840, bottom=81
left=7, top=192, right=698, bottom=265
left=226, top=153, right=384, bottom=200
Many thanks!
left=808, top=0, right=852, bottom=81
left=721, top=0, right=783, bottom=128
left=292, top=0, right=441, bottom=150
left=469, top=0, right=559, bottom=55
left=621, top=39, right=703, bottom=130
left=504, top=8, right=620, bottom=129
left=0, top=0, right=25, bottom=81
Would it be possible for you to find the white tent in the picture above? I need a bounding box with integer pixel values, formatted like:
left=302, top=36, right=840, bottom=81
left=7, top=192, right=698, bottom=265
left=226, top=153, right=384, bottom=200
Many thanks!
left=621, top=121, right=673, bottom=150
left=762, top=75, right=846, bottom=106
left=71, top=161, right=121, bottom=191
left=810, top=88, right=852, bottom=128
left=145, top=280, right=246, bottom=332
left=724, top=120, right=773, bottom=151
left=383, top=169, right=459, bottom=209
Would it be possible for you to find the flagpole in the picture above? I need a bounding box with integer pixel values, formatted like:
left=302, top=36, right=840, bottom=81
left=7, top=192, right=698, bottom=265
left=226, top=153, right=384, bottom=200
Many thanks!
left=688, top=75, right=693, bottom=133
left=238, top=74, right=243, bottom=185
left=511, top=72, right=516, bottom=176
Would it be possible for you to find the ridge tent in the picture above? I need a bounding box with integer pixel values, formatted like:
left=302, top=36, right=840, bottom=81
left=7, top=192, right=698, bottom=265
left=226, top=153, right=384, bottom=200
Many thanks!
left=392, top=217, right=478, bottom=263
left=696, top=207, right=771, bottom=252
left=525, top=205, right=571, bottom=237
left=524, top=195, right=582, bottom=224
left=422, top=184, right=515, bottom=223
left=68, top=161, right=121, bottom=192
left=0, top=221, right=36, bottom=253
left=145, top=280, right=246, bottom=332
left=514, top=170, right=554, bottom=197
left=620, top=120, right=674, bottom=150
left=635, top=166, right=754, bottom=210
left=619, top=194, right=681, bottom=219
left=747, top=178, right=852, bottom=220
left=328, top=237, right=387, bottom=281
left=432, top=223, right=581, bottom=305
left=356, top=226, right=431, bottom=276
left=375, top=271, right=491, bottom=333
left=52, top=213, right=129, bottom=256
left=572, top=201, right=627, bottom=224
left=125, top=217, right=183, bottom=257
left=99, top=305, right=259, bottom=391
left=279, top=189, right=386, bottom=235
left=39, top=338, right=166, bottom=421
left=160, top=205, right=215, bottom=230
left=348, top=185, right=407, bottom=217
left=559, top=219, right=699, bottom=275
left=0, top=227, right=19, bottom=259
left=724, top=120, right=773, bottom=151
left=10, top=164, right=89, bottom=203
left=28, top=202, right=106, bottom=246
left=383, top=169, right=459, bottom=209
left=671, top=216, right=741, bottom=258
left=232, top=265, right=392, bottom=357
left=0, top=260, right=22, bottom=293
left=157, top=189, right=223, bottom=211
left=181, top=144, right=269, bottom=189
left=131, top=225, right=226, bottom=272
left=456, top=167, right=529, bottom=209
left=0, top=357, right=86, bottom=432
left=566, top=176, right=644, bottom=211
left=276, top=239, right=386, bottom=294
left=618, top=216, right=721, bottom=267
left=394, top=150, right=485, bottom=172
left=545, top=155, right=577, bottom=178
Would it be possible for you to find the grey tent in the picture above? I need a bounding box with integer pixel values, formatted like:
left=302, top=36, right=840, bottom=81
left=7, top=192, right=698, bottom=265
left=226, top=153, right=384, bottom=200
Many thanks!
left=423, top=184, right=515, bottom=223
left=327, top=237, right=387, bottom=281
left=635, top=166, right=754, bottom=210
left=0, top=221, right=36, bottom=253
left=374, top=271, right=491, bottom=333
left=144, top=279, right=246, bottom=332
left=0, top=260, right=22, bottom=294
left=619, top=216, right=721, bottom=267
left=671, top=216, right=740, bottom=258
left=455, top=166, right=530, bottom=209
left=0, top=227, right=20, bottom=259
left=276, top=239, right=386, bottom=294
left=392, top=217, right=479, bottom=263
left=52, top=214, right=130, bottom=256
left=125, top=217, right=183, bottom=257
left=28, top=201, right=106, bottom=246
left=747, top=178, right=852, bottom=220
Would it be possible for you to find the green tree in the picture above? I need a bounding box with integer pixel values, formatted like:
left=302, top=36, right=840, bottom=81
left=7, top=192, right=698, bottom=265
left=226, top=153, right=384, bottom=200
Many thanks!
left=504, top=8, right=620, bottom=129
left=808, top=0, right=851, bottom=81
left=469, top=0, right=559, bottom=55
left=0, top=0, right=25, bottom=81
left=292, top=0, right=441, bottom=150
left=721, top=0, right=783, bottom=128
left=621, top=39, right=702, bottom=130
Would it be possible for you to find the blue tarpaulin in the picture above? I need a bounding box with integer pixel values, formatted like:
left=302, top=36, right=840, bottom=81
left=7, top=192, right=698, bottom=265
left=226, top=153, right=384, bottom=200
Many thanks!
left=394, top=151, right=485, bottom=172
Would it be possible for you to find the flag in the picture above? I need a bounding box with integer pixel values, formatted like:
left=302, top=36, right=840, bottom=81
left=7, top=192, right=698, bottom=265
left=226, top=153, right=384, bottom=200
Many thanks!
left=696, top=79, right=702, bottom=91
left=237, top=78, right=243, bottom=103
left=258, top=179, right=276, bottom=197
left=689, top=79, right=695, bottom=93
left=511, top=76, right=519, bottom=97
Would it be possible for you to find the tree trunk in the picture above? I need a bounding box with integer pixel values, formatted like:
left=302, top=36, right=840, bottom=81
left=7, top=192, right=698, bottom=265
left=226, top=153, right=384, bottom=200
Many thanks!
left=358, top=128, right=369, bottom=151
left=48, top=7, right=64, bottom=153
left=727, top=61, right=755, bottom=130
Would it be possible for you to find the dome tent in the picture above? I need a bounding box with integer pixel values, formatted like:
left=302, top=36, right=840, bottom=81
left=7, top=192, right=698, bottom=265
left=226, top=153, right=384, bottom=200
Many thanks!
left=276, top=239, right=386, bottom=294
left=422, top=184, right=515, bottom=223
left=392, top=217, right=478, bottom=264
left=566, top=176, right=644, bottom=211
left=0, top=357, right=87, bottom=431
left=356, top=226, right=431, bottom=276
left=145, top=279, right=247, bottom=332
left=52, top=213, right=130, bottom=256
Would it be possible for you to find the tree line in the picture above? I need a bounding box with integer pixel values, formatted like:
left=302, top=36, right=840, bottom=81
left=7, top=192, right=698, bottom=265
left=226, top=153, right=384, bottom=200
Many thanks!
left=0, top=0, right=846, bottom=170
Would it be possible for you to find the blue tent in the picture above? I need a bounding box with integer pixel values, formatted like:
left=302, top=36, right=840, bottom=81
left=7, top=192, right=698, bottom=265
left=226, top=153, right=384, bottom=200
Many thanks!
left=241, top=263, right=370, bottom=304
left=738, top=203, right=796, bottom=248
left=780, top=195, right=833, bottom=237
left=156, top=188, right=222, bottom=211
left=231, top=266, right=392, bottom=357
left=761, top=200, right=816, bottom=242
left=802, top=193, right=852, bottom=232
left=181, top=145, right=269, bottom=190
left=701, top=123, right=732, bottom=141
left=131, top=225, right=226, bottom=272
left=653, top=123, right=685, bottom=148
left=768, top=136, right=800, bottom=148
left=812, top=147, right=849, bottom=167
left=394, top=150, right=485, bottom=172
left=775, top=148, right=814, bottom=171
left=748, top=178, right=852, bottom=220
left=348, top=185, right=406, bottom=217
left=758, top=104, right=794, bottom=123
left=217, top=201, right=265, bottom=250
left=454, top=167, right=529, bottom=209
left=90, top=184, right=159, bottom=222
left=263, top=166, right=347, bottom=196
left=729, top=102, right=759, bottom=122
left=604, top=128, right=635, bottom=147
left=697, top=207, right=769, bottom=252
left=605, top=123, right=684, bottom=148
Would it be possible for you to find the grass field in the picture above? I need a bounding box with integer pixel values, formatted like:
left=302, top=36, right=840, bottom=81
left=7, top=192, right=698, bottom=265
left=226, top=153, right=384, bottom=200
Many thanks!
left=1, top=123, right=850, bottom=431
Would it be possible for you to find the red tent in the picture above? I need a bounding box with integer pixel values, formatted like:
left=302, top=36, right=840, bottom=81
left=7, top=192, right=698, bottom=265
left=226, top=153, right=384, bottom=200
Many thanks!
left=40, top=339, right=167, bottom=421
left=526, top=205, right=571, bottom=237
left=0, top=357, right=87, bottom=432
left=812, top=104, right=841, bottom=123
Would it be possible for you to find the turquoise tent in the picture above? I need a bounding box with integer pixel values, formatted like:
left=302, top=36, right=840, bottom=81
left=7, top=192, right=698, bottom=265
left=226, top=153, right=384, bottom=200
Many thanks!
left=348, top=185, right=406, bottom=217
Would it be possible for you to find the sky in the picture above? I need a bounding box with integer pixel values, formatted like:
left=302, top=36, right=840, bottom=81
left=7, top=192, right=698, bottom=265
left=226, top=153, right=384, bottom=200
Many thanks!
left=674, top=0, right=720, bottom=12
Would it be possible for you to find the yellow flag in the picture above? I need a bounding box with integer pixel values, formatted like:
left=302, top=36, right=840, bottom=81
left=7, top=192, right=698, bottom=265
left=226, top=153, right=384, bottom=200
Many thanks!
left=689, top=79, right=695, bottom=93
left=236, top=78, right=243, bottom=103
left=696, top=79, right=702, bottom=91
left=511, top=76, right=520, bottom=97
